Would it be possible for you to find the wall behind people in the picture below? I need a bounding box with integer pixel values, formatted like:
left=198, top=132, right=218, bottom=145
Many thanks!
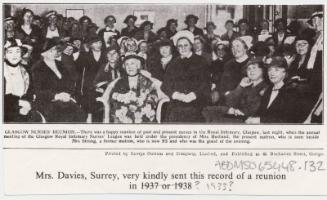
left=10, top=4, right=207, bottom=32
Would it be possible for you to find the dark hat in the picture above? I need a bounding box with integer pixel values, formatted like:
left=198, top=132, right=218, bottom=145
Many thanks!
left=105, top=45, right=119, bottom=54
left=69, top=36, right=82, bottom=43
left=42, top=38, right=64, bottom=53
left=4, top=16, right=15, bottom=22
left=86, top=35, right=102, bottom=45
left=140, top=21, right=153, bottom=30
left=104, top=15, right=116, bottom=23
left=264, top=56, right=288, bottom=69
left=238, top=18, right=249, bottom=26
left=166, top=18, right=178, bottom=26
left=157, top=39, right=173, bottom=48
left=157, top=27, right=168, bottom=36
left=184, top=14, right=199, bottom=24
left=307, top=11, right=323, bottom=25
left=123, top=54, right=145, bottom=66
left=249, top=41, right=270, bottom=57
left=79, top=15, right=92, bottom=24
left=123, top=15, right=137, bottom=24
left=45, top=10, right=57, bottom=18
left=88, top=22, right=99, bottom=30
left=4, top=38, right=28, bottom=55
left=205, top=21, right=216, bottom=29
left=295, top=28, right=316, bottom=46
left=246, top=56, right=265, bottom=69
left=274, top=18, right=287, bottom=27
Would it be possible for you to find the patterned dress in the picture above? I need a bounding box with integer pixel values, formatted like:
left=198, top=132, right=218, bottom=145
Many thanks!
left=110, top=74, right=159, bottom=123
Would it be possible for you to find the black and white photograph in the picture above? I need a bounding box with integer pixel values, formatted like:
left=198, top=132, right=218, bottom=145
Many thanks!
left=3, top=3, right=324, bottom=124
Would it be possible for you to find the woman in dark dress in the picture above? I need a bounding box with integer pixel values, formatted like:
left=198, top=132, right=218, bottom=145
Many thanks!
left=183, top=15, right=204, bottom=37
left=219, top=37, right=250, bottom=98
left=15, top=8, right=42, bottom=64
left=32, top=38, right=87, bottom=122
left=246, top=56, right=307, bottom=123
left=134, top=21, right=157, bottom=43
left=147, top=39, right=175, bottom=81
left=161, top=30, right=211, bottom=122
left=121, top=15, right=139, bottom=38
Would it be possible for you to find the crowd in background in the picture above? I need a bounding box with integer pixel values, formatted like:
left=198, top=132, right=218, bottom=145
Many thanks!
left=3, top=7, right=323, bottom=123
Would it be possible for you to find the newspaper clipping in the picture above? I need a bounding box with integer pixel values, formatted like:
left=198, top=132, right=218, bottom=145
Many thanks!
left=2, top=0, right=327, bottom=197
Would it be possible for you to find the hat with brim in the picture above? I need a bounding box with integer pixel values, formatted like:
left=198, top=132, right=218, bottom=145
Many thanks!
left=87, top=36, right=102, bottom=45
left=171, top=30, right=194, bottom=46
left=123, top=54, right=145, bottom=66
left=307, top=11, right=323, bottom=26
left=124, top=15, right=137, bottom=24
left=295, top=28, right=316, bottom=45
left=205, top=21, right=216, bottom=29
left=140, top=21, right=153, bottom=30
left=157, top=39, right=174, bottom=48
left=42, top=38, right=64, bottom=53
left=104, top=15, right=116, bottom=23
left=246, top=56, right=265, bottom=69
left=105, top=45, right=119, bottom=55
left=45, top=10, right=57, bottom=18
left=264, top=56, right=288, bottom=70
left=4, top=38, right=28, bottom=55
left=184, top=14, right=199, bottom=24
left=4, top=16, right=15, bottom=23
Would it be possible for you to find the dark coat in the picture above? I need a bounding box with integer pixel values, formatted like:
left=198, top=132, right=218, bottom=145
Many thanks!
left=219, top=57, right=249, bottom=95
left=32, top=59, right=86, bottom=122
left=254, top=83, right=309, bottom=123
left=184, top=27, right=204, bottom=37
left=78, top=50, right=107, bottom=114
left=225, top=81, right=268, bottom=116
left=210, top=56, right=231, bottom=87
left=147, top=56, right=174, bottom=82
left=121, top=26, right=139, bottom=38
left=161, top=54, right=211, bottom=122
left=93, top=62, right=124, bottom=86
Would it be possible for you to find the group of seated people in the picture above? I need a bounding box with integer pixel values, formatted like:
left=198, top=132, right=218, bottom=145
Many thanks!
left=3, top=7, right=323, bottom=123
